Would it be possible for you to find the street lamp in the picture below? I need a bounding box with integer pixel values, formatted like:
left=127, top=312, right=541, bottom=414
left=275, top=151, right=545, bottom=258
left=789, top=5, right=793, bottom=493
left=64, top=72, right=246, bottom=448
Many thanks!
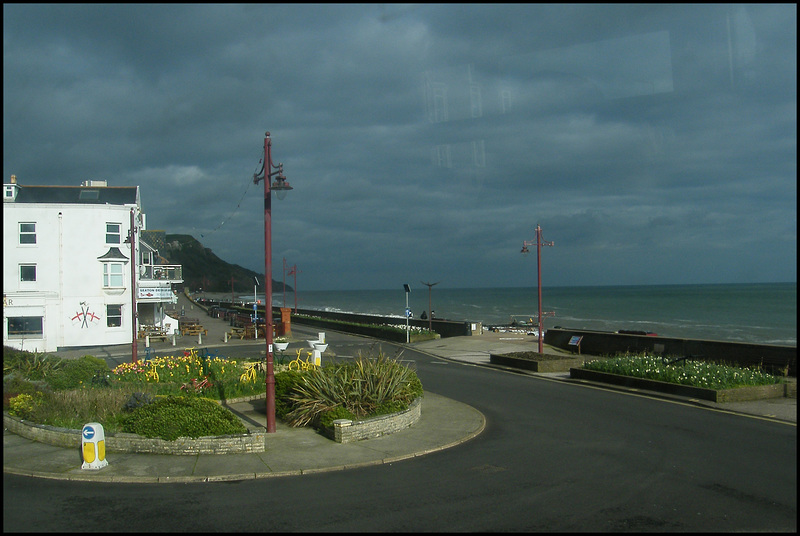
left=127, top=208, right=138, bottom=363
left=421, top=280, right=439, bottom=332
left=403, top=284, right=411, bottom=343
left=253, top=131, right=293, bottom=433
left=253, top=276, right=259, bottom=340
left=521, top=224, right=554, bottom=353
left=287, top=263, right=300, bottom=313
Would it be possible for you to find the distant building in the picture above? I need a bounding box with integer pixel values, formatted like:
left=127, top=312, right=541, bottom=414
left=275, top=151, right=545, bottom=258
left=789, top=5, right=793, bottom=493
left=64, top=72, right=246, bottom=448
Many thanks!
left=3, top=175, right=183, bottom=352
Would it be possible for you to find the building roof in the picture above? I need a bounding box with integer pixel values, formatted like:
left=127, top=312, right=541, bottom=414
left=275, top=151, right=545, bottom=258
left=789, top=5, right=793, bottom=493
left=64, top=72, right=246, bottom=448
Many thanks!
left=96, top=247, right=130, bottom=262
left=10, top=185, right=139, bottom=205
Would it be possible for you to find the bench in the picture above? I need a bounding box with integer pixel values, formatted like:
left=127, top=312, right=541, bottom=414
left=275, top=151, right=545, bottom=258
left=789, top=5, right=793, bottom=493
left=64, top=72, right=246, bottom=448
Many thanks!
left=181, top=326, right=208, bottom=336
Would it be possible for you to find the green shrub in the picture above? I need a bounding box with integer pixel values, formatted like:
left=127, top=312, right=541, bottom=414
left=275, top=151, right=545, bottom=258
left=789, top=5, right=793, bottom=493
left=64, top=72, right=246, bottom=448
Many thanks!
left=274, top=369, right=308, bottom=419
left=3, top=347, right=63, bottom=381
left=124, top=392, right=155, bottom=411
left=285, top=350, right=423, bottom=427
left=46, top=355, right=109, bottom=391
left=8, top=392, right=45, bottom=419
left=373, top=399, right=408, bottom=416
left=3, top=373, right=51, bottom=409
left=318, top=406, right=357, bottom=429
left=118, top=395, right=247, bottom=440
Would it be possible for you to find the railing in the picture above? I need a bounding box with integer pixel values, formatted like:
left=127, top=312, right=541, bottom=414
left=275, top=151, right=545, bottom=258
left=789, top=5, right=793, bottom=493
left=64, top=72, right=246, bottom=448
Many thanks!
left=139, top=264, right=182, bottom=281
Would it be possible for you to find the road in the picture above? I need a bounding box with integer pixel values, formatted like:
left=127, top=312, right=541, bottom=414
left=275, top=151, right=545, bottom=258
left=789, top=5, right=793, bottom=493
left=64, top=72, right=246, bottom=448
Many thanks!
left=4, top=327, right=797, bottom=532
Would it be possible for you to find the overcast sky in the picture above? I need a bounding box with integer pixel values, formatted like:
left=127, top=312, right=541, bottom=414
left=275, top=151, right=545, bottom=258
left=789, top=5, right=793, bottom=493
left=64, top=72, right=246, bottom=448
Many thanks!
left=4, top=4, right=797, bottom=291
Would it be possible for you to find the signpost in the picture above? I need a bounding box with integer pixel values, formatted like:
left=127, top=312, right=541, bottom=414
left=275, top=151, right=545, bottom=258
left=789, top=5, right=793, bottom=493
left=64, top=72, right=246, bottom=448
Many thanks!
left=568, top=335, right=583, bottom=354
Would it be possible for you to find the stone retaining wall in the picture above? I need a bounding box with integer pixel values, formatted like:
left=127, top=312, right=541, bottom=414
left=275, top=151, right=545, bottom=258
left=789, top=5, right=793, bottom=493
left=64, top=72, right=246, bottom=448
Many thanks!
left=3, top=413, right=266, bottom=455
left=3, top=394, right=423, bottom=452
left=329, top=397, right=422, bottom=443
left=490, top=353, right=583, bottom=372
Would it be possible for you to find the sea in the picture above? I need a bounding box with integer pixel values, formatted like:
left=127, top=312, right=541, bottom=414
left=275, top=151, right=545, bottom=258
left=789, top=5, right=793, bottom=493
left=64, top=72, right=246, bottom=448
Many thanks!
left=201, top=282, right=797, bottom=347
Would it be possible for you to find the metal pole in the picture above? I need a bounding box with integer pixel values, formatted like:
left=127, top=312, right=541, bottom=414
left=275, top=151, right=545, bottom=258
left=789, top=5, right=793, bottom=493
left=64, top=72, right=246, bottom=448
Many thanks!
left=405, top=290, right=409, bottom=343
left=421, top=281, right=439, bottom=332
left=428, top=287, right=432, bottom=332
left=293, top=266, right=298, bottom=313
left=263, top=133, right=276, bottom=433
left=536, top=225, right=544, bottom=354
left=130, top=209, right=138, bottom=363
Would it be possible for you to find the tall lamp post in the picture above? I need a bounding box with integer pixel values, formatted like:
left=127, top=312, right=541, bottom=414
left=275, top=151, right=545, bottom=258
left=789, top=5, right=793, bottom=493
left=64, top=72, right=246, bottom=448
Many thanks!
left=127, top=208, right=138, bottom=363
left=253, top=276, right=259, bottom=339
left=521, top=224, right=554, bottom=353
left=287, top=263, right=299, bottom=313
left=253, top=131, right=293, bottom=433
left=403, top=284, right=411, bottom=343
left=421, top=280, right=439, bottom=332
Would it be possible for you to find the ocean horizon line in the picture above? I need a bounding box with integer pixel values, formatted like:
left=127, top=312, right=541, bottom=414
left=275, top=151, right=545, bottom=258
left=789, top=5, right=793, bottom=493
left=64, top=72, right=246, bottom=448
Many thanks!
left=289, top=281, right=796, bottom=294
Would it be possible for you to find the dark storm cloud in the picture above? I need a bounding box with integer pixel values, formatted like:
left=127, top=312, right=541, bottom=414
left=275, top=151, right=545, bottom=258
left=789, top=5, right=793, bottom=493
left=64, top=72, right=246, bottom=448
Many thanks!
left=4, top=4, right=796, bottom=290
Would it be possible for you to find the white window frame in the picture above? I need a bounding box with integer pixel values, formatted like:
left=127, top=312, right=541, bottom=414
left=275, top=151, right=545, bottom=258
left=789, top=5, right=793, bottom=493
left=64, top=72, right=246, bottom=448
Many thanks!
left=106, top=222, right=122, bottom=244
left=7, top=316, right=43, bottom=338
left=103, top=262, right=125, bottom=288
left=19, top=264, right=36, bottom=282
left=106, top=304, right=123, bottom=328
left=19, top=222, right=36, bottom=244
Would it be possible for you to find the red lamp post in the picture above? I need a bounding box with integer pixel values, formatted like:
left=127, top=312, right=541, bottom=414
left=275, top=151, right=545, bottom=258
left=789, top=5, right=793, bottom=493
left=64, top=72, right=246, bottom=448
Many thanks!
left=287, top=263, right=299, bottom=313
left=521, top=224, right=554, bottom=353
left=253, top=131, right=292, bottom=433
left=128, top=208, right=138, bottom=363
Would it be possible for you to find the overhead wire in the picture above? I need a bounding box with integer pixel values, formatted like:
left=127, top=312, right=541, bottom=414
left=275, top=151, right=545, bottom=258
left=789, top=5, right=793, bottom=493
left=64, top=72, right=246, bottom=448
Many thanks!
left=193, top=147, right=265, bottom=239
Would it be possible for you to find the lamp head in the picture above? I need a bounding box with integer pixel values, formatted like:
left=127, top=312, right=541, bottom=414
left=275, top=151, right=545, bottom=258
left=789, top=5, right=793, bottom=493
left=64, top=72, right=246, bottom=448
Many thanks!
left=520, top=244, right=530, bottom=254
left=271, top=173, right=293, bottom=200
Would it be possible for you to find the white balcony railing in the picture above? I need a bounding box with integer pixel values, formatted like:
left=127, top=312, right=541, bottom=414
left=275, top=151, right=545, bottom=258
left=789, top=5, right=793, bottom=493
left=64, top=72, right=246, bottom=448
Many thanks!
left=140, top=264, right=183, bottom=282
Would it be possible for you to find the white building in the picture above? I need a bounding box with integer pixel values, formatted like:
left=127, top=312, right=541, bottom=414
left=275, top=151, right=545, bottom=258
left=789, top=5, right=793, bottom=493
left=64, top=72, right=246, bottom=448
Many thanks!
left=3, top=175, right=183, bottom=353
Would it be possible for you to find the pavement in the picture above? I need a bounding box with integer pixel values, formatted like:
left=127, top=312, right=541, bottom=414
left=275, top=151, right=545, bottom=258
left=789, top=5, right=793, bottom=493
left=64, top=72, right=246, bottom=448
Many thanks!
left=4, top=293, right=796, bottom=483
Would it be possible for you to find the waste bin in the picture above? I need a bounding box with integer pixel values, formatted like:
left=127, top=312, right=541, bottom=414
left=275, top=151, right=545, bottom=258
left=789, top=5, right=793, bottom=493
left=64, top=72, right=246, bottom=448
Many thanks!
left=278, top=307, right=292, bottom=337
left=81, top=422, right=108, bottom=470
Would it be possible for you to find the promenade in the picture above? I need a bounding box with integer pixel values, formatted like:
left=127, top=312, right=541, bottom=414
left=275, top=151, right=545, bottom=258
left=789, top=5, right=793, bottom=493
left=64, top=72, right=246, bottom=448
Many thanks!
left=3, top=292, right=795, bottom=483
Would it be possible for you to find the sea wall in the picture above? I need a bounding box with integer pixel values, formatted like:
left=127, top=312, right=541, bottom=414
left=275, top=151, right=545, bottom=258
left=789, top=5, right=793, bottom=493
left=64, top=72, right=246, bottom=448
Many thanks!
left=195, top=297, right=478, bottom=339
left=291, top=308, right=477, bottom=338
left=544, top=328, right=797, bottom=377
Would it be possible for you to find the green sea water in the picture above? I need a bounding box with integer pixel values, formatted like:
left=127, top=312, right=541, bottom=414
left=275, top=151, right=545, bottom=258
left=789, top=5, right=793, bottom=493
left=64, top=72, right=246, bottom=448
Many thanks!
left=207, top=282, right=797, bottom=346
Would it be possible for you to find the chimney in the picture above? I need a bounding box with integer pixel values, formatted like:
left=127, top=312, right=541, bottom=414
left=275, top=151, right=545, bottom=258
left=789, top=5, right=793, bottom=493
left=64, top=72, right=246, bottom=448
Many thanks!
left=4, top=175, right=20, bottom=202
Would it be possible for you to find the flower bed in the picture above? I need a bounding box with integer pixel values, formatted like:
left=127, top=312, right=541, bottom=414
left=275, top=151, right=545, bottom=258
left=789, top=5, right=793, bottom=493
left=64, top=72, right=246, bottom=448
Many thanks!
left=571, top=354, right=786, bottom=402
left=569, top=368, right=786, bottom=402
